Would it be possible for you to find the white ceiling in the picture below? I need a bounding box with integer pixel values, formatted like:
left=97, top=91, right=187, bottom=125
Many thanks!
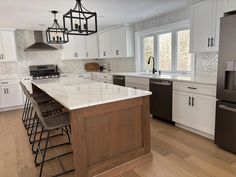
left=0, top=0, right=199, bottom=31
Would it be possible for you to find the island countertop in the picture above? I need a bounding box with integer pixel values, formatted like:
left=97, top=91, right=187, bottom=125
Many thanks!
left=31, top=77, right=152, bottom=110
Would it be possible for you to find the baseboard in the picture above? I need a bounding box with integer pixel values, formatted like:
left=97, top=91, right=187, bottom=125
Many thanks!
left=175, top=123, right=215, bottom=140
left=0, top=105, right=23, bottom=112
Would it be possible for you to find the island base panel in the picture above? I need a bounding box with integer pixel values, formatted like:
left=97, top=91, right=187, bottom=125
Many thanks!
left=70, top=96, right=151, bottom=177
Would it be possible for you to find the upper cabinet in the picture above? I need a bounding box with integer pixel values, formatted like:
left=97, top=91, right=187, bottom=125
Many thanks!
left=98, top=26, right=134, bottom=59
left=62, top=34, right=98, bottom=60
left=190, top=0, right=224, bottom=53
left=0, top=29, right=17, bottom=62
left=98, top=32, right=111, bottom=58
left=85, top=35, right=99, bottom=59
left=224, top=0, right=236, bottom=13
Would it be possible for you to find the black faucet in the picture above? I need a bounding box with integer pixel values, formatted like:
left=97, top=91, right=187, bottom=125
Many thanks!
left=147, top=56, right=157, bottom=74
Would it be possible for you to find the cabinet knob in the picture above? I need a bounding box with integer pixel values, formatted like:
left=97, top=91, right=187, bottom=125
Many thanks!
left=116, top=50, right=119, bottom=55
left=86, top=52, right=88, bottom=57
left=103, top=51, right=106, bottom=56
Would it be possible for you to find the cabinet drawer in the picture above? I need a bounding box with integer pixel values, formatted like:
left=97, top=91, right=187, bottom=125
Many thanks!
left=125, top=76, right=149, bottom=86
left=173, top=82, right=216, bottom=96
left=126, top=82, right=149, bottom=91
left=0, top=79, right=20, bottom=86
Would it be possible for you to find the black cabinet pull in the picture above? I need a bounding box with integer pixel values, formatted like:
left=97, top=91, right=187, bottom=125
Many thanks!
left=192, top=97, right=194, bottom=106
left=187, top=87, right=197, bottom=90
left=208, top=38, right=211, bottom=47
left=189, top=97, right=191, bottom=106
left=116, top=50, right=119, bottom=55
left=211, top=37, right=214, bottom=47
left=103, top=51, right=106, bottom=56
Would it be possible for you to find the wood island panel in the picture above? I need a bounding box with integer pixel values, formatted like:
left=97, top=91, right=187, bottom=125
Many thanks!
left=70, top=96, right=152, bottom=177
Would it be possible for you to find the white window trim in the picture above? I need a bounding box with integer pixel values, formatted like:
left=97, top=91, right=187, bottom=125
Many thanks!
left=135, top=19, right=194, bottom=74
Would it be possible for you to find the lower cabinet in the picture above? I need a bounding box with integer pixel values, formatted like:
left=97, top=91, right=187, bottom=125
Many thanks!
left=173, top=90, right=216, bottom=136
left=0, top=82, right=24, bottom=109
left=125, top=76, right=149, bottom=91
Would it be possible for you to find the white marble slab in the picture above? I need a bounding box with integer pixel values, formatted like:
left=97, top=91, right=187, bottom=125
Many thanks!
left=31, top=77, right=151, bottom=110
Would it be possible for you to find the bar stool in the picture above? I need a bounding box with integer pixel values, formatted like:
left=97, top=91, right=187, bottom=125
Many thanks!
left=20, top=82, right=64, bottom=148
left=30, top=97, right=74, bottom=177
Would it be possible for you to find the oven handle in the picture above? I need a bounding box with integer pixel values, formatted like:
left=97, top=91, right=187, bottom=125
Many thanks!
left=150, top=81, right=171, bottom=86
left=219, top=105, right=236, bottom=113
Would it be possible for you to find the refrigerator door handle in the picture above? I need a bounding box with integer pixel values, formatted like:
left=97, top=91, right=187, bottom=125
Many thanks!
left=219, top=104, right=236, bottom=113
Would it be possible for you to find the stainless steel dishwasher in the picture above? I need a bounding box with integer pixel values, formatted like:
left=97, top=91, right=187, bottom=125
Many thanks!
left=149, top=79, right=173, bottom=121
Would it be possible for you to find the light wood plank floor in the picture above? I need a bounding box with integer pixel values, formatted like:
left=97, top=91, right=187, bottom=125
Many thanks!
left=1, top=109, right=236, bottom=177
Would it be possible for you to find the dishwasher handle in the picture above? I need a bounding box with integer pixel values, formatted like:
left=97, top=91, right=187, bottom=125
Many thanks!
left=219, top=105, right=236, bottom=113
left=150, top=80, right=172, bottom=86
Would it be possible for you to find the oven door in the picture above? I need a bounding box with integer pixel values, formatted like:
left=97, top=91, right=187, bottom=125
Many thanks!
left=215, top=101, right=236, bottom=153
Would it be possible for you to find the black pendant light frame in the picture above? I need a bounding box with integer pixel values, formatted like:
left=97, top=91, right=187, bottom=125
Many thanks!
left=46, top=10, right=69, bottom=44
left=63, top=0, right=97, bottom=36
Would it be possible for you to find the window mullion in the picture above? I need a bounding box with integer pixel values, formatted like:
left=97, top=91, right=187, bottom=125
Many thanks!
left=172, top=31, right=177, bottom=73
left=155, top=35, right=159, bottom=71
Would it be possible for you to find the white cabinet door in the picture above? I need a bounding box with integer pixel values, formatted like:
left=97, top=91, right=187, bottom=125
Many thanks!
left=224, top=0, right=236, bottom=12
left=0, top=87, right=7, bottom=109
left=98, top=32, right=111, bottom=58
left=173, top=91, right=192, bottom=126
left=85, top=35, right=99, bottom=59
left=6, top=85, right=24, bottom=108
left=62, top=36, right=86, bottom=60
left=62, top=36, right=76, bottom=60
left=191, top=93, right=216, bottom=135
left=190, top=0, right=213, bottom=52
left=0, top=30, right=17, bottom=62
left=74, top=36, right=86, bottom=59
left=110, top=27, right=126, bottom=58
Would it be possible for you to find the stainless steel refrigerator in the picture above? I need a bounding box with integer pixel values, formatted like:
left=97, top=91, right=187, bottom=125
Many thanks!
left=215, top=12, right=236, bottom=153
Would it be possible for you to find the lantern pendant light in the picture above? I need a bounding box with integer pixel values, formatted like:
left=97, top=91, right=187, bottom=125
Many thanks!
left=63, top=0, right=97, bottom=36
left=46, top=11, right=69, bottom=44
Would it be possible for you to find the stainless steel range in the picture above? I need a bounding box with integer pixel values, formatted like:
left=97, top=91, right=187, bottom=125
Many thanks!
left=29, top=65, right=60, bottom=80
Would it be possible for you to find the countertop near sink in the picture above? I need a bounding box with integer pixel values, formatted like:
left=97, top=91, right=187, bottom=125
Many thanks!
left=108, top=72, right=217, bottom=86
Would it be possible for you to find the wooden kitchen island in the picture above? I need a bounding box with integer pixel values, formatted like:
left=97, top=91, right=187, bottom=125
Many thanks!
left=30, top=77, right=152, bottom=177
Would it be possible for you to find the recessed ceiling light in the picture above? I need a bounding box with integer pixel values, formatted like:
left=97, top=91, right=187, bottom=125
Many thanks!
left=98, top=15, right=105, bottom=18
left=39, top=24, right=46, bottom=27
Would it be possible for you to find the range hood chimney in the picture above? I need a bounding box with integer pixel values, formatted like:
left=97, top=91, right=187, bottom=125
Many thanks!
left=24, top=31, right=57, bottom=51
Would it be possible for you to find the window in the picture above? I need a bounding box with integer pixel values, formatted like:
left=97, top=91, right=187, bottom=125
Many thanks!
left=140, top=27, right=192, bottom=74
left=143, top=36, right=154, bottom=71
left=158, top=33, right=172, bottom=71
left=177, top=30, right=191, bottom=72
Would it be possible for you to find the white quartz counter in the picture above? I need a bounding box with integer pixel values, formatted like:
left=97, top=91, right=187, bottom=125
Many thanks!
left=100, top=72, right=217, bottom=86
left=31, top=77, right=151, bottom=110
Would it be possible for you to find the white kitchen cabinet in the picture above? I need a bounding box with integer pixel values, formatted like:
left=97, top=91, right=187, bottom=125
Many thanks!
left=173, top=82, right=216, bottom=137
left=125, top=76, right=149, bottom=91
left=190, top=0, right=223, bottom=53
left=224, top=0, right=236, bottom=13
left=75, top=36, right=86, bottom=59
left=0, top=80, right=24, bottom=110
left=98, top=26, right=134, bottom=59
left=110, top=27, right=134, bottom=58
left=62, top=36, right=77, bottom=60
left=85, top=35, right=99, bottom=59
left=92, top=73, right=113, bottom=84
left=173, top=91, right=216, bottom=135
left=98, top=32, right=111, bottom=58
left=62, top=36, right=86, bottom=60
left=0, top=29, right=17, bottom=62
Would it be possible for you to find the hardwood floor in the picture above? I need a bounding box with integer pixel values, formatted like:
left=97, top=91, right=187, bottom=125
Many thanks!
left=1, top=109, right=236, bottom=177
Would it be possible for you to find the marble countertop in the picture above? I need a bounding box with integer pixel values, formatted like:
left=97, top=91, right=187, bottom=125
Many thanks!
left=0, top=72, right=217, bottom=86
left=31, top=77, right=151, bottom=110
left=98, top=72, right=217, bottom=86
